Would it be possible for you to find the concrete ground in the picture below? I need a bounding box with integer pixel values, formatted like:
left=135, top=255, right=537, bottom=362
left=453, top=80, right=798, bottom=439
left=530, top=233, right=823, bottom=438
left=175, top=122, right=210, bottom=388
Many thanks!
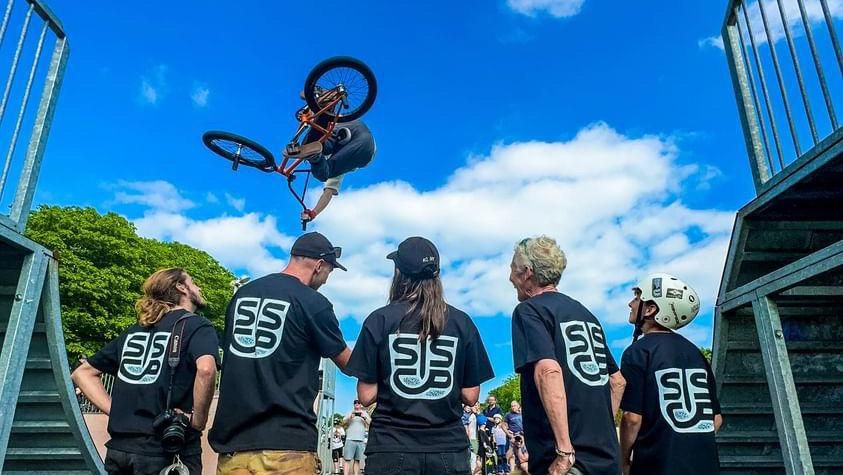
left=83, top=396, right=220, bottom=475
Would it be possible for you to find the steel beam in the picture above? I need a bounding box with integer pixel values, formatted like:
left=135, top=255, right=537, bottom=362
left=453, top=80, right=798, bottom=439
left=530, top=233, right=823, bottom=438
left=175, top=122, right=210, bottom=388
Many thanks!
left=751, top=297, right=814, bottom=475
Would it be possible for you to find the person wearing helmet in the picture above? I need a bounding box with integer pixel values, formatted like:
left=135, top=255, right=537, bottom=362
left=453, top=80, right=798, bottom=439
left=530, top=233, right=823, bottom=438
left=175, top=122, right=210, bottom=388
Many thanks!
left=619, top=273, right=723, bottom=475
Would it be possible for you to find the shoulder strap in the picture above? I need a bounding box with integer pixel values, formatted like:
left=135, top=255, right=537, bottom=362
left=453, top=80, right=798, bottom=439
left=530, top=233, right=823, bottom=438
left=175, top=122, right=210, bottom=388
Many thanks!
left=164, top=313, right=193, bottom=410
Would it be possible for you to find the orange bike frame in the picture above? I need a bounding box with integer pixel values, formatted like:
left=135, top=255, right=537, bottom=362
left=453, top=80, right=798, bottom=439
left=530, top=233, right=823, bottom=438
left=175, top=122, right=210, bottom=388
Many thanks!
left=277, top=91, right=345, bottom=177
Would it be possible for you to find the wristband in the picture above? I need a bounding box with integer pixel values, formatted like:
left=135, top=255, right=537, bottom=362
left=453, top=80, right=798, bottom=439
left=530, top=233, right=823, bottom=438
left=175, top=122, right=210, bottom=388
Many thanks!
left=555, top=447, right=575, bottom=458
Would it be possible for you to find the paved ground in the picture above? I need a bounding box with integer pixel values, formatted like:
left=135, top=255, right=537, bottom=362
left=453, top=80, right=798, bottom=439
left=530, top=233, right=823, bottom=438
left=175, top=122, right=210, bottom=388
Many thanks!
left=84, top=396, right=220, bottom=475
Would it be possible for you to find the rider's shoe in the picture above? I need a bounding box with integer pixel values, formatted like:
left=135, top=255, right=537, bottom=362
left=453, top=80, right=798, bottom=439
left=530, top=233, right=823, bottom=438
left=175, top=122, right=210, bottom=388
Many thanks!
left=285, top=141, right=323, bottom=159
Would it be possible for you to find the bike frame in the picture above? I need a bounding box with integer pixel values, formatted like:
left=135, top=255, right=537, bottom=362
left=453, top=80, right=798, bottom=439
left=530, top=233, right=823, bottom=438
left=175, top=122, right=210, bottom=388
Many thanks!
left=276, top=87, right=346, bottom=177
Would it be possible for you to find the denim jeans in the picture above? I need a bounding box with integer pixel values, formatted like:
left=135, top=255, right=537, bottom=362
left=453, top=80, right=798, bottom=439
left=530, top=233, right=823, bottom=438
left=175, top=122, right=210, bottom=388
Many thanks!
left=308, top=120, right=375, bottom=182
left=365, top=450, right=471, bottom=475
left=104, top=448, right=202, bottom=475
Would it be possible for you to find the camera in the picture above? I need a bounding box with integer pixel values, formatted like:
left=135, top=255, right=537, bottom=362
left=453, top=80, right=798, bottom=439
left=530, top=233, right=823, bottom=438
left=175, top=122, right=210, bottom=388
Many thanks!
left=152, top=409, right=191, bottom=453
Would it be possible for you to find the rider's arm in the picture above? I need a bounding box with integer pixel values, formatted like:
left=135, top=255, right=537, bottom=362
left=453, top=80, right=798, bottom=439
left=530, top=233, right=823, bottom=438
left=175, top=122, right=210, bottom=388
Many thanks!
left=309, top=188, right=335, bottom=218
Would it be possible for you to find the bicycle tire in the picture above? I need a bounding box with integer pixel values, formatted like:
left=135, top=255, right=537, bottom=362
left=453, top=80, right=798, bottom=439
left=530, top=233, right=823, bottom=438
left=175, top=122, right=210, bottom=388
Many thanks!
left=304, top=56, right=377, bottom=123
left=202, top=130, right=277, bottom=172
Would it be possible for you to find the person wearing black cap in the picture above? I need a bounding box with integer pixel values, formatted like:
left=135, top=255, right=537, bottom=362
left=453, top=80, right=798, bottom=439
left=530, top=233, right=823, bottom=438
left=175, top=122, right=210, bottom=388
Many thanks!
left=210, top=232, right=352, bottom=474
left=346, top=236, right=495, bottom=475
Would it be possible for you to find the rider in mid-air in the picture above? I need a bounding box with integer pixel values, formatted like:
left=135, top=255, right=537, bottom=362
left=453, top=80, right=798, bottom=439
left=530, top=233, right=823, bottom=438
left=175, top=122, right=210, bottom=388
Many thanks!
left=293, top=92, right=376, bottom=224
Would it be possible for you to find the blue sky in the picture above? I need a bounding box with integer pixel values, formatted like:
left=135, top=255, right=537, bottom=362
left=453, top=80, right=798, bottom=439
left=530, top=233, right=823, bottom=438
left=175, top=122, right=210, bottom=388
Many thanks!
left=27, top=1, right=840, bottom=413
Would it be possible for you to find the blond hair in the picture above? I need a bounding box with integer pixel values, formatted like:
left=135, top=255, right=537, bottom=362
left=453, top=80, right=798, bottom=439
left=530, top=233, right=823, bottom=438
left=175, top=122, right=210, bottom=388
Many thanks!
left=135, top=268, right=187, bottom=327
left=513, top=236, right=567, bottom=286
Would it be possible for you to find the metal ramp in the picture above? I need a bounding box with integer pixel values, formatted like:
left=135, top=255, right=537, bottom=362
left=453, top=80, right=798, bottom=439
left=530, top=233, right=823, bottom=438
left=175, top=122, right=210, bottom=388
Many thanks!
left=0, top=0, right=103, bottom=473
left=716, top=1, right=843, bottom=474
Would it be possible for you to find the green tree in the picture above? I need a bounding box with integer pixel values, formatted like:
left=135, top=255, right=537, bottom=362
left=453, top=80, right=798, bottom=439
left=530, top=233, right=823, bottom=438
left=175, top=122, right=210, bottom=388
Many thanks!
left=700, top=347, right=712, bottom=362
left=488, top=374, right=521, bottom=411
left=25, top=205, right=234, bottom=359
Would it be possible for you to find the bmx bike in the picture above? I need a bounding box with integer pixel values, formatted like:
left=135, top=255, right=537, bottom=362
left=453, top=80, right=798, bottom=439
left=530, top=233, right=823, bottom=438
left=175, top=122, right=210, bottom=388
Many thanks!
left=202, top=56, right=377, bottom=230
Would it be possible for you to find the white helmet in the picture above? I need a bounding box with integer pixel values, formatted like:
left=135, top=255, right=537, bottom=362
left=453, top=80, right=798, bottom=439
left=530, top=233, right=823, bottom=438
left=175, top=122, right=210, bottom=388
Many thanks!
left=634, top=273, right=701, bottom=330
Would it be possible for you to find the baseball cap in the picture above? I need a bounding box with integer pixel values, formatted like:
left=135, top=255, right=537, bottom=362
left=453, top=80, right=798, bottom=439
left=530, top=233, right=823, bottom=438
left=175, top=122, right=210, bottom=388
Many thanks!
left=387, top=236, right=439, bottom=279
left=291, top=232, right=347, bottom=271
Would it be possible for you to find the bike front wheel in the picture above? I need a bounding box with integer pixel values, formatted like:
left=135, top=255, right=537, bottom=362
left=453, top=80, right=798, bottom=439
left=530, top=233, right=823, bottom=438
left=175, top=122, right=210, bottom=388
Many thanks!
left=304, top=56, right=377, bottom=123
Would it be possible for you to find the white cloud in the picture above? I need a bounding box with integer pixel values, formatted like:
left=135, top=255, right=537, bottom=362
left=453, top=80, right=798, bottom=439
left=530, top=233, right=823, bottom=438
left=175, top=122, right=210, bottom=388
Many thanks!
left=112, top=180, right=194, bottom=212
left=134, top=211, right=293, bottom=278
left=702, top=0, right=842, bottom=49
left=308, top=123, right=734, bottom=325
left=224, top=192, right=246, bottom=212
left=191, top=83, right=210, bottom=107
left=507, top=0, right=585, bottom=18
left=206, top=192, right=219, bottom=204
left=115, top=123, right=734, bottom=335
left=139, top=65, right=167, bottom=105
left=698, top=36, right=725, bottom=50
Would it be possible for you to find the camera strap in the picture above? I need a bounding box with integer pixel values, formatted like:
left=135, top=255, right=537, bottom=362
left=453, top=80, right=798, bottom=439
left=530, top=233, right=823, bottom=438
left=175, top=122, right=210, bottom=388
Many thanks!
left=164, top=314, right=193, bottom=411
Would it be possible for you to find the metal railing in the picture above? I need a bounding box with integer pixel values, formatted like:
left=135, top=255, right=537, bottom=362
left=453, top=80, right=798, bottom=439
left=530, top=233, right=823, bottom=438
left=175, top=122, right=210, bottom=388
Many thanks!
left=0, top=0, right=67, bottom=233
left=722, top=0, right=842, bottom=192
left=78, top=373, right=114, bottom=414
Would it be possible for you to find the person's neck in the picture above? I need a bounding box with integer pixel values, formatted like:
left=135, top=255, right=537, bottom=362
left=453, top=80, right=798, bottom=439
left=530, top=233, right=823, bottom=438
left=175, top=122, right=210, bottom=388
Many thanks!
left=282, top=265, right=312, bottom=287
left=173, top=301, right=196, bottom=313
left=527, top=283, right=557, bottom=298
left=642, top=321, right=671, bottom=334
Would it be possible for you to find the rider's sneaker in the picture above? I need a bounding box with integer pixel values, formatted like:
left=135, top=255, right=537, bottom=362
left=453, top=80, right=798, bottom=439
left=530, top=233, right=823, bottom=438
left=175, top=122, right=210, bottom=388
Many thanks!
left=285, top=141, right=323, bottom=159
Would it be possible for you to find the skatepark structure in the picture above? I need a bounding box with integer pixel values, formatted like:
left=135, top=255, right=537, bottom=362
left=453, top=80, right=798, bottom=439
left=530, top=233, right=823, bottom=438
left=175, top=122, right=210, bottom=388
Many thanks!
left=715, top=1, right=842, bottom=474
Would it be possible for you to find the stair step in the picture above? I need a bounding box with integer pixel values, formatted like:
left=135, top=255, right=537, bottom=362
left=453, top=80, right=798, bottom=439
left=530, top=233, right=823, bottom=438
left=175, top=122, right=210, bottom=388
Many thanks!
left=5, top=447, right=82, bottom=460
left=727, top=340, right=843, bottom=352
left=718, top=430, right=843, bottom=443
left=721, top=402, right=843, bottom=415
left=24, top=357, right=52, bottom=369
left=720, top=455, right=843, bottom=468
left=722, top=376, right=843, bottom=385
left=12, top=420, right=70, bottom=432
left=17, top=390, right=61, bottom=403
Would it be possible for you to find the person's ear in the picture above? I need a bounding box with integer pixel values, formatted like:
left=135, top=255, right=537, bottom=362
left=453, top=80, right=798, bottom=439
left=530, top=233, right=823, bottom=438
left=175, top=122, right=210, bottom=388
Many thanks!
left=644, top=303, right=659, bottom=318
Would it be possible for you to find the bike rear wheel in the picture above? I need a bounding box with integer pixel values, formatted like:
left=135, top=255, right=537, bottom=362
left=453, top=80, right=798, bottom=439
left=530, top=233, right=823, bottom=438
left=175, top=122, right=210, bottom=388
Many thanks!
left=202, top=131, right=277, bottom=172
left=304, top=56, right=377, bottom=123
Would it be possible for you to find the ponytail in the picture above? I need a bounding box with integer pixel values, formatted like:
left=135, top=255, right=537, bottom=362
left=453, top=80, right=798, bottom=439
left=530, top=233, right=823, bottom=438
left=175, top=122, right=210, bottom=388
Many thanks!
left=135, top=268, right=187, bottom=327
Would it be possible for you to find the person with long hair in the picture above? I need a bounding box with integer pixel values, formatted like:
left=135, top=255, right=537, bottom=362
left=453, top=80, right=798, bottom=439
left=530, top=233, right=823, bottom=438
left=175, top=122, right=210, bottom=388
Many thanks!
left=347, top=236, right=494, bottom=475
left=72, top=268, right=219, bottom=475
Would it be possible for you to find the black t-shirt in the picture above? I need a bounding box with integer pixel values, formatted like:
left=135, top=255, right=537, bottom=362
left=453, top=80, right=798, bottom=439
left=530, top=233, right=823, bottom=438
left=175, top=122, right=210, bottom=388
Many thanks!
left=209, top=273, right=346, bottom=453
left=620, top=332, right=721, bottom=475
left=87, top=309, right=220, bottom=456
left=511, top=292, right=620, bottom=475
left=347, top=302, right=494, bottom=453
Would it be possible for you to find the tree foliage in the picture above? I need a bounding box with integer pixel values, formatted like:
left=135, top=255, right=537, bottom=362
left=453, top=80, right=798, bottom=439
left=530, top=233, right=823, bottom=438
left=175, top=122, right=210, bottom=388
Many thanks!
left=25, top=205, right=234, bottom=359
left=700, top=347, right=712, bottom=362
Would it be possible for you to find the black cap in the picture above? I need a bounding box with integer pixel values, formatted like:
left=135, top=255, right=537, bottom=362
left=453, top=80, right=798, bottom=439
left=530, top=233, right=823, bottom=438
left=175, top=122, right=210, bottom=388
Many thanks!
left=291, top=232, right=347, bottom=271
left=387, top=236, right=440, bottom=279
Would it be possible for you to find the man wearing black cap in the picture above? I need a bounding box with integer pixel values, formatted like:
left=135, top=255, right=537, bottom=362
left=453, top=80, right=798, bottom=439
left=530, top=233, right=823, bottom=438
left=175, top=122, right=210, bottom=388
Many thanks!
left=210, top=232, right=352, bottom=474
left=347, top=236, right=495, bottom=475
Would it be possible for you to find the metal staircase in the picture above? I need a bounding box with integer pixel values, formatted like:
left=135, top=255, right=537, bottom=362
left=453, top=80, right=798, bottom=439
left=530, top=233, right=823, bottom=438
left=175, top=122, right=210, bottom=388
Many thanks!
left=0, top=0, right=103, bottom=473
left=715, top=1, right=843, bottom=474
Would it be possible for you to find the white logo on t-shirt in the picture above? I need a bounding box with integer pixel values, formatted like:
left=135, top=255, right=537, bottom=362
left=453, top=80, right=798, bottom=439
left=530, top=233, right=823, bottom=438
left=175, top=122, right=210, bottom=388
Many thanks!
left=118, top=331, right=171, bottom=385
left=229, top=297, right=289, bottom=359
left=389, top=334, right=458, bottom=400
left=655, top=368, right=715, bottom=433
left=560, top=321, right=609, bottom=386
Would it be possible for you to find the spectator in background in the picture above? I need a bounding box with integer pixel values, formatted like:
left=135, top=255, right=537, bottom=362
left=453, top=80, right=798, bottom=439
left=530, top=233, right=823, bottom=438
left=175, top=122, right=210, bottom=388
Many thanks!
left=504, top=401, right=524, bottom=440
left=343, top=400, right=370, bottom=475
left=492, top=414, right=509, bottom=474
left=483, top=396, right=503, bottom=428
left=331, top=417, right=346, bottom=474
left=507, top=434, right=529, bottom=475
left=463, top=404, right=480, bottom=471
